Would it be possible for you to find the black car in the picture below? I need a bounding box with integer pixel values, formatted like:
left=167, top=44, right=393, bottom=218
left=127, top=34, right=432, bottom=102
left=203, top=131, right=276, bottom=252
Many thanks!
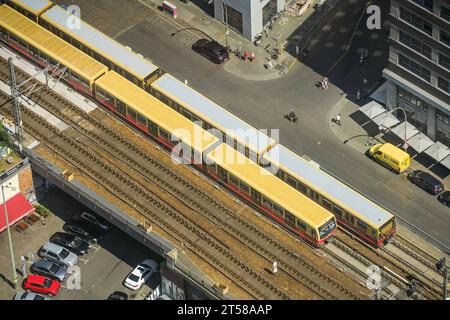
left=192, top=39, right=229, bottom=64
left=107, top=291, right=128, bottom=300
left=438, top=191, right=450, bottom=207
left=63, top=221, right=103, bottom=243
left=408, top=170, right=444, bottom=195
left=50, top=232, right=90, bottom=255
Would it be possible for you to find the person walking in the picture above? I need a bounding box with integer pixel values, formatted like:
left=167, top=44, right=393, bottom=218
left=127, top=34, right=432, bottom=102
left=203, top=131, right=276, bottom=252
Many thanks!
left=250, top=52, right=255, bottom=63
left=266, top=60, right=273, bottom=70
left=336, top=113, right=341, bottom=126
left=323, top=77, right=329, bottom=91
left=244, top=51, right=249, bottom=62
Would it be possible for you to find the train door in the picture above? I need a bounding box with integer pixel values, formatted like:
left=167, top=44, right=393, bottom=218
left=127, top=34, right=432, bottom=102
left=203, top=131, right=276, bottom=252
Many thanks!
left=251, top=189, right=261, bottom=205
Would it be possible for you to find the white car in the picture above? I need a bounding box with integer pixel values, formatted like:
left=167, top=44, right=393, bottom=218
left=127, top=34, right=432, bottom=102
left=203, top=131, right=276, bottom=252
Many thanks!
left=123, top=259, right=158, bottom=290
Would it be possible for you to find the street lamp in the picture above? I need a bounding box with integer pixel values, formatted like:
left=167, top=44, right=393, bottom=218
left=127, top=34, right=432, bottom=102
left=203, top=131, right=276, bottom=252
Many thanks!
left=224, top=4, right=229, bottom=49
left=387, top=107, right=408, bottom=150
left=2, top=182, right=18, bottom=289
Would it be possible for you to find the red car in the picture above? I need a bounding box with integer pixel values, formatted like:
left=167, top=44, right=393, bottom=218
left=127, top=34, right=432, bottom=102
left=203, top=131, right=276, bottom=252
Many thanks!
left=23, top=274, right=60, bottom=297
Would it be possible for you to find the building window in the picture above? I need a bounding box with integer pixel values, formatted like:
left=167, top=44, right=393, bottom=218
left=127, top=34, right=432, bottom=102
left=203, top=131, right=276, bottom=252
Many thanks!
left=439, top=53, right=450, bottom=71
left=399, top=31, right=432, bottom=59
left=411, top=0, right=433, bottom=12
left=223, top=4, right=243, bottom=34
left=436, top=110, right=450, bottom=146
left=399, top=7, right=433, bottom=35
left=397, top=87, right=429, bottom=133
left=438, top=77, right=450, bottom=94
left=398, top=54, right=431, bottom=82
left=441, top=5, right=450, bottom=22
left=440, top=29, right=450, bottom=46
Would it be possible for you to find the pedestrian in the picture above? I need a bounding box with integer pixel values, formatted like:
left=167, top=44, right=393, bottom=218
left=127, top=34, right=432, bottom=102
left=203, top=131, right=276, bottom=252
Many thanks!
left=250, top=52, right=255, bottom=63
left=323, top=77, right=329, bottom=90
left=244, top=51, right=249, bottom=62
left=336, top=113, right=341, bottom=126
left=266, top=60, right=273, bottom=70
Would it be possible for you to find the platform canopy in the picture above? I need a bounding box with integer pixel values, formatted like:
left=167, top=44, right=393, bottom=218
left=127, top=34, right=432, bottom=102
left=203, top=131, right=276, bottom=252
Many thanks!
left=423, top=141, right=450, bottom=162
left=359, top=101, right=387, bottom=119
left=406, top=133, right=434, bottom=153
left=371, top=111, right=400, bottom=130
left=390, top=122, right=420, bottom=141
left=438, top=155, right=450, bottom=170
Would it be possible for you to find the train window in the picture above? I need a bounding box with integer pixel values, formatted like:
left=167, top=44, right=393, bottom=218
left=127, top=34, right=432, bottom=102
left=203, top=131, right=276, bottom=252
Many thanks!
left=229, top=174, right=239, bottom=187
left=0, top=27, right=6, bottom=37
left=251, top=189, right=261, bottom=203
left=273, top=203, right=284, bottom=217
left=80, top=77, right=89, bottom=88
left=296, top=218, right=307, bottom=232
left=159, top=128, right=170, bottom=140
left=182, top=108, right=193, bottom=121
left=245, top=147, right=250, bottom=158
left=332, top=205, right=343, bottom=217
left=262, top=196, right=273, bottom=210
left=96, top=88, right=105, bottom=99
left=63, top=34, right=71, bottom=43
left=116, top=100, right=126, bottom=115
left=285, top=211, right=295, bottom=227
left=286, top=174, right=297, bottom=188
left=297, top=181, right=308, bottom=195
left=322, top=198, right=332, bottom=211
left=9, top=34, right=18, bottom=43
left=71, top=72, right=79, bottom=81
left=357, top=220, right=368, bottom=231
left=29, top=45, right=38, bottom=58
left=105, top=92, right=115, bottom=105
left=239, top=181, right=250, bottom=194
left=18, top=39, right=28, bottom=49
left=148, top=121, right=158, bottom=135
left=249, top=150, right=257, bottom=163
left=137, top=113, right=147, bottom=126
left=127, top=107, right=137, bottom=120
left=350, top=216, right=355, bottom=224
left=207, top=162, right=217, bottom=173
left=217, top=166, right=228, bottom=182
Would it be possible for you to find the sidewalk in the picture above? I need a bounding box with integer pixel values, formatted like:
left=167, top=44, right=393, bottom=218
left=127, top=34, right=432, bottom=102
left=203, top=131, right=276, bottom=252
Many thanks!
left=138, top=0, right=341, bottom=81
left=329, top=96, right=450, bottom=188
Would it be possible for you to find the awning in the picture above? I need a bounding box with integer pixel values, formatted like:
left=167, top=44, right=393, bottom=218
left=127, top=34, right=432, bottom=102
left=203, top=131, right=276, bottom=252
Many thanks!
left=371, top=112, right=400, bottom=130
left=359, top=101, right=387, bottom=119
left=390, top=122, right=420, bottom=141
left=423, top=141, right=450, bottom=162
left=0, top=193, right=35, bottom=233
left=406, top=133, right=434, bottom=153
left=439, top=156, right=450, bottom=170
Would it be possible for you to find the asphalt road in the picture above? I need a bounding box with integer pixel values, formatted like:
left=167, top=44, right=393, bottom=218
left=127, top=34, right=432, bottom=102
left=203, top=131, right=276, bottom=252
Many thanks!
left=55, top=0, right=449, bottom=247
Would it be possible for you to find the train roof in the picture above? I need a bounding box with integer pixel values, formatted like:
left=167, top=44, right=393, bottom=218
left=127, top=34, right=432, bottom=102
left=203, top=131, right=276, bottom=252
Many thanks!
left=10, top=0, right=53, bottom=16
left=151, top=74, right=275, bottom=155
left=40, top=5, right=159, bottom=81
left=0, top=5, right=107, bottom=82
left=264, top=145, right=394, bottom=228
left=95, top=71, right=218, bottom=152
left=206, top=144, right=334, bottom=228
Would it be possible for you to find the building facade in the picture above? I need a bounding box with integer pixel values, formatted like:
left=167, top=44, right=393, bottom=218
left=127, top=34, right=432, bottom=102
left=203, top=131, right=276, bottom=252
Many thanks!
left=384, top=0, right=450, bottom=146
left=213, top=0, right=286, bottom=41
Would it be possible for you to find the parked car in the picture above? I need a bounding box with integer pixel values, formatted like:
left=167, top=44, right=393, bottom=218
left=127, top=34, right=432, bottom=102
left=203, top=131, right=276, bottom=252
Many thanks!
left=13, top=291, right=49, bottom=300
left=368, top=143, right=411, bottom=173
left=73, top=211, right=110, bottom=231
left=438, top=191, right=450, bottom=207
left=38, top=242, right=78, bottom=267
left=408, top=170, right=444, bottom=195
left=30, top=259, right=68, bottom=282
left=192, top=39, right=229, bottom=64
left=107, top=291, right=128, bottom=300
left=23, top=275, right=60, bottom=297
left=123, top=259, right=158, bottom=290
left=50, top=232, right=90, bottom=255
left=63, top=221, right=103, bottom=243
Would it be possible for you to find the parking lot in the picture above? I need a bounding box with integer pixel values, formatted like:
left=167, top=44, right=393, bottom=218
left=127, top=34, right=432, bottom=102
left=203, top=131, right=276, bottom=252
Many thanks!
left=0, top=187, right=162, bottom=300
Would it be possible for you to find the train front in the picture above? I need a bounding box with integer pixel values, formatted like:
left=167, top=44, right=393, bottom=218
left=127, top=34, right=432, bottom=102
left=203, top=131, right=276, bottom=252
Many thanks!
left=317, top=216, right=337, bottom=246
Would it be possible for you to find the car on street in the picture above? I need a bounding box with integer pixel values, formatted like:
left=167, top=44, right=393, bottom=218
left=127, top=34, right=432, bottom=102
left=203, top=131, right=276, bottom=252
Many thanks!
left=50, top=232, right=90, bottom=255
left=64, top=221, right=103, bottom=243
left=408, top=170, right=444, bottom=195
left=107, top=291, right=128, bottom=300
left=13, top=291, right=49, bottom=300
left=192, top=39, right=229, bottom=64
left=30, top=259, right=68, bottom=282
left=23, top=274, right=60, bottom=297
left=38, top=242, right=78, bottom=267
left=438, top=191, right=450, bottom=207
left=73, top=211, right=110, bottom=231
left=123, top=259, right=158, bottom=290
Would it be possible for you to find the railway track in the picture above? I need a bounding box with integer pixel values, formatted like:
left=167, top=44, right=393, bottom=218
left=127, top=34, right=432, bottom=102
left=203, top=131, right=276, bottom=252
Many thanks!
left=0, top=56, right=365, bottom=300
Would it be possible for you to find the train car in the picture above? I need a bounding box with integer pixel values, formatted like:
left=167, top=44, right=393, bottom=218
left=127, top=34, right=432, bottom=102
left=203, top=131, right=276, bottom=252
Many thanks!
left=205, top=143, right=337, bottom=247
left=94, top=70, right=219, bottom=167
left=262, top=144, right=396, bottom=247
left=39, top=5, right=162, bottom=89
left=150, top=73, right=276, bottom=164
left=0, top=4, right=107, bottom=96
left=4, top=0, right=53, bottom=21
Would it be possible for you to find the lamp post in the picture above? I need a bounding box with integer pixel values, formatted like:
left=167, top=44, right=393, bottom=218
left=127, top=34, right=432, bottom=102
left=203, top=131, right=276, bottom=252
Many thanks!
left=388, top=107, right=408, bottom=150
left=224, top=4, right=229, bottom=49
left=2, top=183, right=18, bottom=289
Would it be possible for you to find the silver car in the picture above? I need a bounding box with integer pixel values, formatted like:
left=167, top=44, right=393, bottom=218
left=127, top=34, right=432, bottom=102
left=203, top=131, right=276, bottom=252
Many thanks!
left=30, top=259, right=68, bottom=282
left=14, top=291, right=49, bottom=300
left=39, top=242, right=78, bottom=267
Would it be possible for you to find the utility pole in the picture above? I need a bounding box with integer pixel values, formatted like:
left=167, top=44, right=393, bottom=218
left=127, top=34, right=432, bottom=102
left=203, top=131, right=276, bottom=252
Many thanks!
left=8, top=58, right=23, bottom=144
left=2, top=184, right=18, bottom=289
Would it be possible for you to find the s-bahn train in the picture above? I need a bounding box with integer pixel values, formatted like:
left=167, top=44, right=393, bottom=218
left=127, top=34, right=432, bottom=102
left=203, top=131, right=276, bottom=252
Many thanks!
left=0, top=1, right=397, bottom=247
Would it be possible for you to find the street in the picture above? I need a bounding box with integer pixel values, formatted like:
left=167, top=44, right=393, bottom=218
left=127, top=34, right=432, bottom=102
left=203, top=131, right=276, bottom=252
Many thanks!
left=55, top=0, right=449, bottom=247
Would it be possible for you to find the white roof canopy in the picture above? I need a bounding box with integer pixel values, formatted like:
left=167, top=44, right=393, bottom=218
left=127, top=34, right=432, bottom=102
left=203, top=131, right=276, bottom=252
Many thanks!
left=423, top=142, right=450, bottom=162
left=438, top=156, right=450, bottom=170
left=406, top=133, right=434, bottom=153
left=390, top=122, right=420, bottom=141
left=359, top=101, right=387, bottom=119
left=371, top=112, right=400, bottom=130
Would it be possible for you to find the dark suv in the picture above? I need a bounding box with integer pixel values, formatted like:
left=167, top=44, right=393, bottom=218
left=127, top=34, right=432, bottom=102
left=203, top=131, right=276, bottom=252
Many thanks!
left=438, top=191, right=450, bottom=207
left=408, top=170, right=444, bottom=195
left=192, top=39, right=229, bottom=64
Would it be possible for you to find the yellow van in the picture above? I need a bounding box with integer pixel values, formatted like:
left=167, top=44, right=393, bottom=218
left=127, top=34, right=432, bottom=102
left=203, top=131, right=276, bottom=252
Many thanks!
left=368, top=143, right=411, bottom=173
